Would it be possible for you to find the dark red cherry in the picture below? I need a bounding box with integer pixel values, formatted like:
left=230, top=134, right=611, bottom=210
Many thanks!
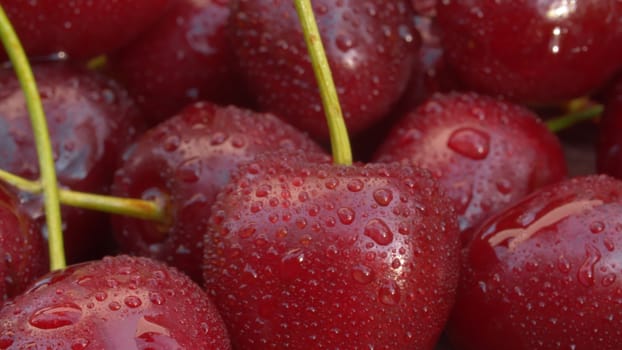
left=2, top=0, right=175, bottom=59
left=109, top=0, right=250, bottom=125
left=230, top=0, right=419, bottom=141
left=447, top=175, right=622, bottom=349
left=437, top=0, right=622, bottom=104
left=0, top=255, right=231, bottom=349
left=374, top=93, right=567, bottom=242
left=597, top=76, right=622, bottom=178
left=0, top=63, right=144, bottom=263
left=203, top=152, right=460, bottom=349
left=0, top=183, right=47, bottom=304
left=111, top=102, right=324, bottom=282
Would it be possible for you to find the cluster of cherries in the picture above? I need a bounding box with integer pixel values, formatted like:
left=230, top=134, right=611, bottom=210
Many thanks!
left=0, top=0, right=621, bottom=349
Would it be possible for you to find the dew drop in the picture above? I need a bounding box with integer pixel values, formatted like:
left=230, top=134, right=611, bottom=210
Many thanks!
left=71, top=338, right=89, bottom=350
left=577, top=244, right=602, bottom=287
left=495, top=179, right=513, bottom=195
left=124, top=295, right=143, bottom=308
left=373, top=188, right=393, bottom=206
left=602, top=274, right=617, bottom=287
left=447, top=127, right=490, bottom=160
left=590, top=221, right=605, bottom=234
left=108, top=301, right=122, bottom=311
left=557, top=256, right=571, bottom=273
left=94, top=291, right=107, bottom=301
left=351, top=264, right=374, bottom=284
left=29, top=303, right=82, bottom=329
left=378, top=280, right=401, bottom=305
left=364, top=219, right=393, bottom=245
left=337, top=207, right=355, bottom=225
left=335, top=34, right=356, bottom=52
left=347, top=179, right=364, bottom=192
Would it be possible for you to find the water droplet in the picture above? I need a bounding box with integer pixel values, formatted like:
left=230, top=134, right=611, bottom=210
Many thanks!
left=577, top=244, right=602, bottom=287
left=176, top=158, right=201, bottom=183
left=280, top=249, right=304, bottom=280
left=337, top=207, right=355, bottom=225
left=163, top=135, right=180, bottom=152
left=347, top=179, right=364, bottom=192
left=447, top=127, right=490, bottom=160
left=590, top=221, right=605, bottom=234
left=124, top=296, right=142, bottom=308
left=0, top=333, right=13, bottom=349
left=373, top=188, right=393, bottom=206
left=604, top=238, right=615, bottom=252
left=378, top=280, right=401, bottom=305
left=135, top=316, right=179, bottom=348
left=94, top=291, right=107, bottom=301
left=71, top=338, right=89, bottom=350
left=364, top=219, right=393, bottom=245
left=336, top=34, right=356, bottom=52
left=351, top=265, right=374, bottom=284
left=602, top=274, right=617, bottom=287
left=238, top=225, right=256, bottom=239
left=557, top=256, right=571, bottom=273
left=29, top=303, right=82, bottom=329
left=108, top=301, right=121, bottom=311
left=496, top=179, right=513, bottom=194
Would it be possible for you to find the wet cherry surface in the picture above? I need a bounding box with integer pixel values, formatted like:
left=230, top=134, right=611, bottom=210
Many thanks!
left=597, top=74, right=622, bottom=179
left=0, top=255, right=230, bottom=349
left=112, top=102, right=324, bottom=282
left=110, top=0, right=249, bottom=125
left=0, top=63, right=144, bottom=263
left=0, top=183, right=47, bottom=304
left=437, top=0, right=622, bottom=104
left=203, top=152, right=460, bottom=349
left=230, top=0, right=419, bottom=141
left=2, top=0, right=174, bottom=59
left=374, top=93, right=567, bottom=242
left=448, top=175, right=622, bottom=349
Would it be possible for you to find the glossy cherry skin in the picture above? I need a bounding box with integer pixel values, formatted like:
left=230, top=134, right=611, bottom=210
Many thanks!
left=230, top=0, right=419, bottom=141
left=436, top=0, right=622, bottom=104
left=109, top=0, right=249, bottom=125
left=374, top=93, right=567, bottom=242
left=2, top=0, right=174, bottom=59
left=111, top=102, right=324, bottom=283
left=0, top=183, right=47, bottom=304
left=597, top=76, right=622, bottom=178
left=203, top=153, right=460, bottom=349
left=447, top=175, right=622, bottom=349
left=0, top=63, right=144, bottom=263
left=0, top=255, right=231, bottom=349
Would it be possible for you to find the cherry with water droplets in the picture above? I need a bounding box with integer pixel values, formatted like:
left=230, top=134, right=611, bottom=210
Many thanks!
left=202, top=151, right=460, bottom=349
left=447, top=175, right=622, bottom=349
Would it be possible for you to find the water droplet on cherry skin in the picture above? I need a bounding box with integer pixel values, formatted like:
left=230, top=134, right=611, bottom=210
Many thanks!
left=28, top=303, right=83, bottom=330
left=447, top=127, right=491, bottom=160
left=364, top=218, right=394, bottom=246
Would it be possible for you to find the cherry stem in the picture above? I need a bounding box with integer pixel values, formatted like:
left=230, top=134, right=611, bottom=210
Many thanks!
left=0, top=169, right=167, bottom=222
left=546, top=103, right=603, bottom=133
left=0, top=6, right=66, bottom=270
left=294, top=0, right=352, bottom=166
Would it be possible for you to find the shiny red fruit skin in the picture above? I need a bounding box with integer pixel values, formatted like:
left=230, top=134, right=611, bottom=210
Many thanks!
left=230, top=0, right=419, bottom=141
left=597, top=76, right=622, bottom=178
left=2, top=0, right=174, bottom=59
left=112, top=102, right=324, bottom=283
left=0, top=183, right=47, bottom=303
left=110, top=0, right=249, bottom=124
left=203, top=154, right=460, bottom=349
left=0, top=255, right=231, bottom=349
left=448, top=175, right=622, bottom=350
left=437, top=0, right=622, bottom=104
left=374, top=93, right=567, bottom=241
left=0, top=63, right=144, bottom=263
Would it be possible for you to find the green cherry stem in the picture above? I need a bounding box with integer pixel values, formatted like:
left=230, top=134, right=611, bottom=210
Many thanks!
left=0, top=5, right=66, bottom=270
left=294, top=0, right=352, bottom=166
left=0, top=168, right=166, bottom=222
left=546, top=103, right=603, bottom=133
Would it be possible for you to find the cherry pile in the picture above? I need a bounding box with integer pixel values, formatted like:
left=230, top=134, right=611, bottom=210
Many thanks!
left=0, top=0, right=621, bottom=349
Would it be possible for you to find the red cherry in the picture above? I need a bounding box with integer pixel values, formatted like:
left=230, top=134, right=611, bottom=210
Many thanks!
left=447, top=175, right=622, bottom=349
left=374, top=93, right=567, bottom=241
left=597, top=76, right=622, bottom=178
left=109, top=0, right=250, bottom=124
left=0, top=63, right=144, bottom=262
left=0, top=255, right=231, bottom=349
left=0, top=183, right=47, bottom=304
left=111, top=102, right=324, bottom=282
left=203, top=152, right=460, bottom=349
left=229, top=0, right=419, bottom=141
left=2, top=0, right=175, bottom=59
left=437, top=0, right=622, bottom=104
